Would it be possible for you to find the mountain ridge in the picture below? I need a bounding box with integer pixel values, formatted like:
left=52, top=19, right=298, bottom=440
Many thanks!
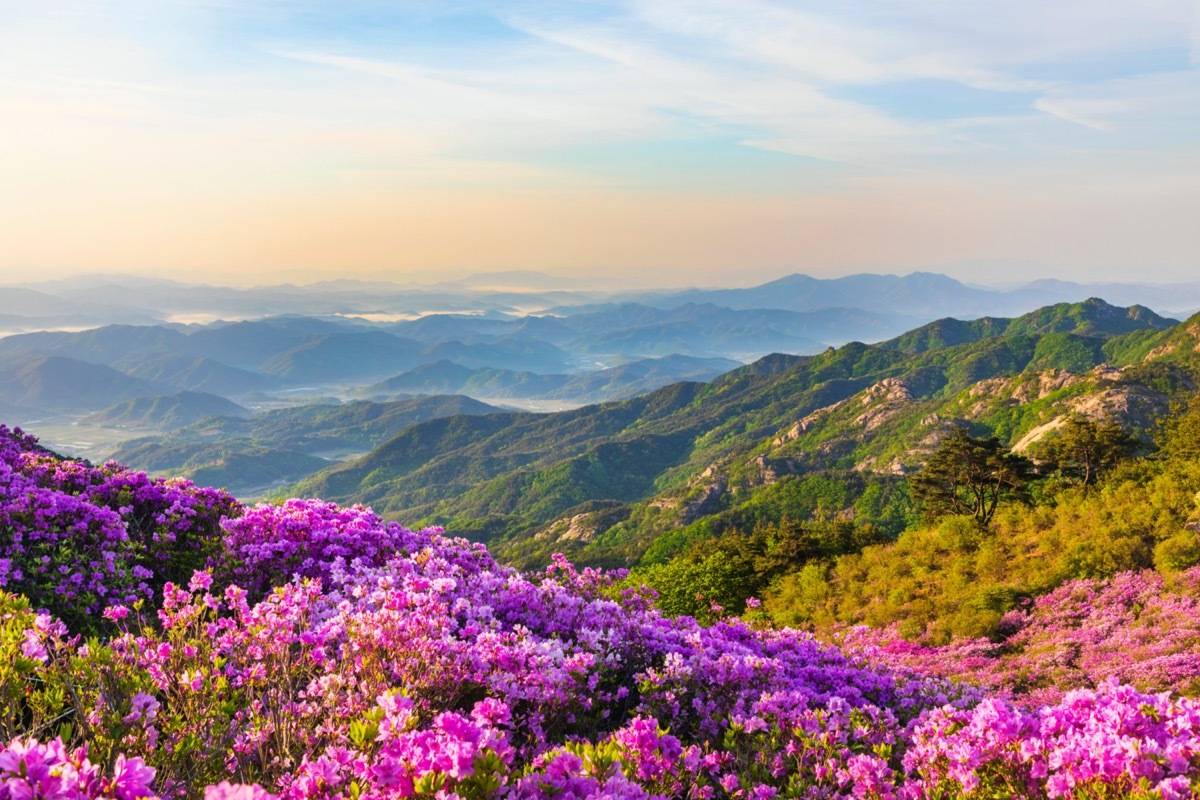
left=290, top=298, right=1198, bottom=567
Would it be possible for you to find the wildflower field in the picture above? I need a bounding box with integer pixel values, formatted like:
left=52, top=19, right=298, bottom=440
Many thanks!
left=3, top=424, right=1200, bottom=800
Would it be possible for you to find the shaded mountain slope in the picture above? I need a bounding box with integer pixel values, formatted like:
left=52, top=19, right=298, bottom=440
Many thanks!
left=259, top=331, right=425, bottom=382
left=111, top=395, right=502, bottom=495
left=0, top=354, right=161, bottom=410
left=365, top=355, right=742, bottom=404
left=0, top=324, right=189, bottom=364
left=84, top=392, right=250, bottom=430
left=111, top=352, right=284, bottom=394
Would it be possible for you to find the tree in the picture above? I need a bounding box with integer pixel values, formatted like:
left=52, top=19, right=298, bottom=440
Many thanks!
left=910, top=427, right=1034, bottom=525
left=1158, top=397, right=1200, bottom=461
left=1032, top=414, right=1135, bottom=487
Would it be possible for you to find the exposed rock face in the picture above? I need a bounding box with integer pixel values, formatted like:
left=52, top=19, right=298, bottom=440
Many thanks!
left=1070, top=386, right=1169, bottom=429
left=645, top=464, right=731, bottom=521
left=854, top=378, right=915, bottom=432
left=649, top=496, right=681, bottom=511
left=916, top=423, right=960, bottom=453
left=1011, top=380, right=1168, bottom=453
left=535, top=512, right=602, bottom=543
left=747, top=454, right=781, bottom=486
left=1024, top=370, right=1083, bottom=401
left=968, top=377, right=1006, bottom=398
left=681, top=481, right=727, bottom=523
left=772, top=423, right=803, bottom=448
left=1146, top=342, right=1180, bottom=360
left=860, top=377, right=915, bottom=405
left=854, top=454, right=910, bottom=475
left=964, top=370, right=1086, bottom=418
left=774, top=378, right=916, bottom=449
left=773, top=400, right=849, bottom=447
left=559, top=513, right=601, bottom=543
left=1142, top=322, right=1200, bottom=361
left=1013, top=417, right=1068, bottom=453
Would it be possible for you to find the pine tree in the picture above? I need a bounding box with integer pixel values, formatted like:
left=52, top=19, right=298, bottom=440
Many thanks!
left=910, top=427, right=1034, bottom=525
left=1033, top=414, right=1134, bottom=487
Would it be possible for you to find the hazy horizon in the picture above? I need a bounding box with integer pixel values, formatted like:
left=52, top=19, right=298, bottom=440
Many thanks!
left=3, top=1, right=1198, bottom=287
left=8, top=266, right=1200, bottom=295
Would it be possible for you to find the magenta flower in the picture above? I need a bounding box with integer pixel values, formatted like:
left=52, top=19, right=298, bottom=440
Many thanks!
left=204, top=782, right=276, bottom=800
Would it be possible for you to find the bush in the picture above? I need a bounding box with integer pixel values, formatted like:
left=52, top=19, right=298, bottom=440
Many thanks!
left=1156, top=529, right=1200, bottom=572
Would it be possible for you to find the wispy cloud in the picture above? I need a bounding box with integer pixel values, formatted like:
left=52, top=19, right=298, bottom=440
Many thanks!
left=1032, top=99, right=1111, bottom=131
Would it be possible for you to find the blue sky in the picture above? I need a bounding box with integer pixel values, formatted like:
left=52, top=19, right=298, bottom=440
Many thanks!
left=1, top=0, right=1198, bottom=286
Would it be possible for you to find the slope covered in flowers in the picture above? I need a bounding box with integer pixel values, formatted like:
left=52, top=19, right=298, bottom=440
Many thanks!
left=836, top=566, right=1200, bottom=705
left=3, top=425, right=1200, bottom=799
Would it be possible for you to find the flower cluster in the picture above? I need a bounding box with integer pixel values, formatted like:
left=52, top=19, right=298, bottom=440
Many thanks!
left=0, top=735, right=155, bottom=800
left=0, top=426, right=237, bottom=629
left=217, top=499, right=429, bottom=599
left=905, top=681, right=1200, bottom=799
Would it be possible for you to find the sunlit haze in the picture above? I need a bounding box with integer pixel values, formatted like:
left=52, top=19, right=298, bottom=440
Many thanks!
left=2, top=0, right=1199, bottom=287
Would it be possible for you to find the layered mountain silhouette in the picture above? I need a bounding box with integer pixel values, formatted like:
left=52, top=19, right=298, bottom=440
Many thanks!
left=364, top=355, right=741, bottom=404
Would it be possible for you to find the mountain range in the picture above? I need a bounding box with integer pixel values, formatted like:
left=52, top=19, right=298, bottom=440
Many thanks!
left=5, top=272, right=1200, bottom=495
left=0, top=296, right=916, bottom=418
left=9, top=271, right=1200, bottom=327
left=285, top=298, right=1189, bottom=568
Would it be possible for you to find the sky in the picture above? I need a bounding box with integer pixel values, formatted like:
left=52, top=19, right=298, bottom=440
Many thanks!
left=1, top=0, right=1199, bottom=288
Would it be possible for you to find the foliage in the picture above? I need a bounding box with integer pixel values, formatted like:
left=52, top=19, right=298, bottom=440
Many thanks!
left=1030, top=413, right=1136, bottom=487
left=1159, top=395, right=1200, bottom=460
left=633, top=517, right=888, bottom=623
left=768, top=437, right=1200, bottom=641
left=908, top=427, right=1034, bottom=525
left=1024, top=331, right=1104, bottom=373
left=1155, top=530, right=1200, bottom=573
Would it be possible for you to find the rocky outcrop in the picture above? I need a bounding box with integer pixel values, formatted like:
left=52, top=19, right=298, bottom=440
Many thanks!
left=558, top=513, right=602, bottom=543
left=1010, top=379, right=1168, bottom=453
left=1012, top=417, right=1068, bottom=453
left=680, top=481, right=727, bottom=523
left=772, top=400, right=849, bottom=447
left=854, top=454, right=910, bottom=475
left=853, top=378, right=915, bottom=433
left=1069, top=386, right=1169, bottom=430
